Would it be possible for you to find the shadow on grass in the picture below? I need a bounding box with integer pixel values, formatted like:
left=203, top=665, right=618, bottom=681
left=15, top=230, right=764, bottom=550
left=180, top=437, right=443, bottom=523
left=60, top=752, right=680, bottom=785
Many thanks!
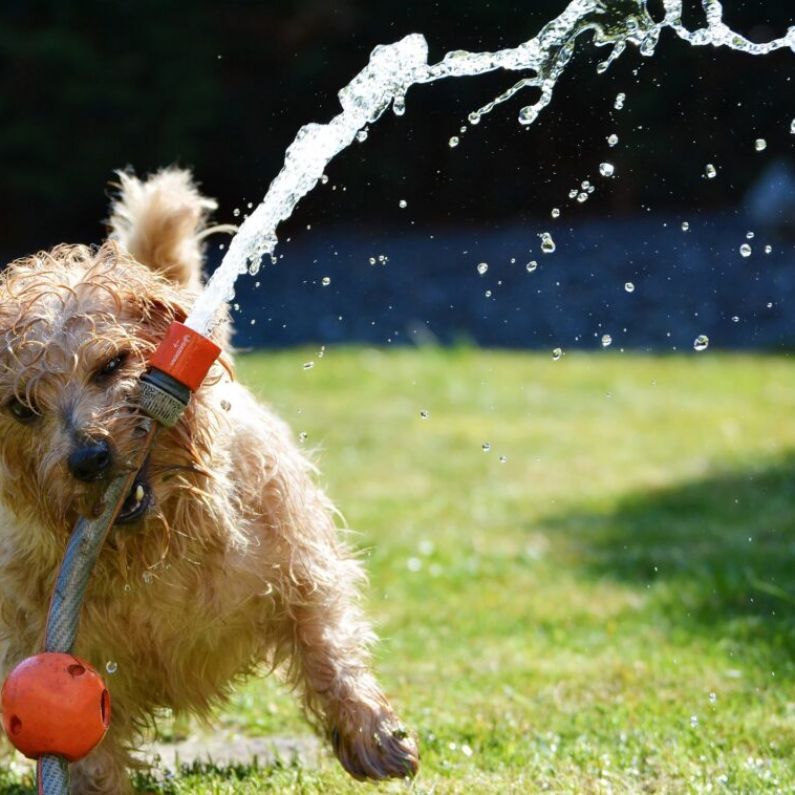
left=541, top=451, right=795, bottom=674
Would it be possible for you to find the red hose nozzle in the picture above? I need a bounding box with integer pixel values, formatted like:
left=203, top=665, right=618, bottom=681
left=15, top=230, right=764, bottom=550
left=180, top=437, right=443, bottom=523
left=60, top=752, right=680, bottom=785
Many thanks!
left=139, top=322, right=221, bottom=427
left=148, top=322, right=221, bottom=392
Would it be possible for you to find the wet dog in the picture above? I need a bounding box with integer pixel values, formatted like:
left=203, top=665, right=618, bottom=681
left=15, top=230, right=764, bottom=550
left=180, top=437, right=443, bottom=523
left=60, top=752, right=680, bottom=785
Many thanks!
left=0, top=169, right=418, bottom=793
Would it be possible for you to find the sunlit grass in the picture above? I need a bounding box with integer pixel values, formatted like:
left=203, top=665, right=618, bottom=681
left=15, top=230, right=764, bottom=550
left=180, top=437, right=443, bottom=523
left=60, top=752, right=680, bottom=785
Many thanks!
left=4, top=347, right=795, bottom=793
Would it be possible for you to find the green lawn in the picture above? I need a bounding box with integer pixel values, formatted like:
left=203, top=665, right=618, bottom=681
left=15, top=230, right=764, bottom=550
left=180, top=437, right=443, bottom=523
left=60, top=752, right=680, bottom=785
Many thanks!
left=4, top=348, right=795, bottom=793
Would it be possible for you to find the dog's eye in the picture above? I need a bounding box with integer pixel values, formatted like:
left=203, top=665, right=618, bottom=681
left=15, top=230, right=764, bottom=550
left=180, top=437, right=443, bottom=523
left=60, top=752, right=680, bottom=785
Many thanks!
left=7, top=397, right=38, bottom=424
left=95, top=353, right=128, bottom=381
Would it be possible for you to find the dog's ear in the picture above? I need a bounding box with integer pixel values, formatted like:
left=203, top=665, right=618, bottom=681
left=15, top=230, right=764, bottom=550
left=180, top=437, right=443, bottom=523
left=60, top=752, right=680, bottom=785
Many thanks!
left=108, top=168, right=217, bottom=291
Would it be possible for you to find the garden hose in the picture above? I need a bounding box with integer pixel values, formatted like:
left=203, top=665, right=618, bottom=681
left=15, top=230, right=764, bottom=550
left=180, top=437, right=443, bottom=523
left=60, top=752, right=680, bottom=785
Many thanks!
left=20, top=322, right=221, bottom=795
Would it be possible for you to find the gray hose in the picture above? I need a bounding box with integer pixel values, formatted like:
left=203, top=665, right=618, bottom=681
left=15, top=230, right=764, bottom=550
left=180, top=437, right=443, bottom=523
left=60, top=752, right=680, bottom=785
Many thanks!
left=32, top=354, right=195, bottom=793
left=37, top=422, right=159, bottom=793
left=38, top=756, right=69, bottom=795
left=44, top=472, right=138, bottom=652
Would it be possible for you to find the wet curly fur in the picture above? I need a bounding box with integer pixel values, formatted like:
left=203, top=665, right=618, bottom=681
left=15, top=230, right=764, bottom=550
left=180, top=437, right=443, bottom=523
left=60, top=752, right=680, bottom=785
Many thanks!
left=0, top=169, right=418, bottom=793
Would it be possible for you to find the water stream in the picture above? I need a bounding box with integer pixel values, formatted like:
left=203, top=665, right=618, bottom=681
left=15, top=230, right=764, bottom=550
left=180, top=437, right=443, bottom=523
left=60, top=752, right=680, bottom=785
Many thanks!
left=185, top=0, right=794, bottom=335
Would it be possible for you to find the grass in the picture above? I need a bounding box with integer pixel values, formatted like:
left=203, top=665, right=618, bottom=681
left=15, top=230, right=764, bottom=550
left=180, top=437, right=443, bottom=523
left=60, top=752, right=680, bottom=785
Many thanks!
left=4, top=347, right=795, bottom=793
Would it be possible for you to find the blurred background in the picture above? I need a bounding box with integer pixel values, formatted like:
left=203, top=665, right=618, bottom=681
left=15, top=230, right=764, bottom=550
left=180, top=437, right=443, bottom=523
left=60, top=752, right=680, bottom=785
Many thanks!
left=1, top=0, right=793, bottom=351
left=2, top=6, right=795, bottom=792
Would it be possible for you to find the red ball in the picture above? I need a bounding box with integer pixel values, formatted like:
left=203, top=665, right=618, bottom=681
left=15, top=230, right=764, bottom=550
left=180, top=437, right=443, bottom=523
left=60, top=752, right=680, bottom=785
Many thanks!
left=1, top=653, right=111, bottom=762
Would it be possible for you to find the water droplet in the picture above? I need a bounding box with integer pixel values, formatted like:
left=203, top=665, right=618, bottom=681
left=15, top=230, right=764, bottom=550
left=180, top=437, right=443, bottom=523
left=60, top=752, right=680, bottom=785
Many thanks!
left=601, top=334, right=613, bottom=348
left=791, top=119, right=795, bottom=135
left=754, top=138, right=767, bottom=151
left=518, top=105, right=538, bottom=125
left=303, top=361, right=315, bottom=370
left=368, top=257, right=377, bottom=265
left=499, top=455, right=508, bottom=464
left=708, top=692, right=717, bottom=704
left=731, top=315, right=740, bottom=323
left=764, top=244, right=772, bottom=254
left=105, top=661, right=118, bottom=675
left=321, top=276, right=331, bottom=286
left=746, top=231, right=754, bottom=239
left=740, top=243, right=752, bottom=258
left=624, top=282, right=635, bottom=293
left=320, top=174, right=329, bottom=185
left=233, top=208, right=241, bottom=217
left=143, top=571, right=154, bottom=585
left=526, top=260, right=538, bottom=273
left=468, top=111, right=481, bottom=126
left=705, top=163, right=717, bottom=179
left=477, top=262, right=489, bottom=275
left=577, top=192, right=588, bottom=204
left=681, top=221, right=690, bottom=231
left=482, top=442, right=492, bottom=452
left=220, top=399, right=231, bottom=412
left=484, top=289, right=492, bottom=298
left=614, top=92, right=626, bottom=110
left=599, top=162, right=615, bottom=177
left=607, top=133, right=619, bottom=147
left=419, top=539, right=435, bottom=556
left=568, top=189, right=578, bottom=199
left=693, top=334, right=709, bottom=352
left=551, top=207, right=560, bottom=218
left=690, top=715, right=699, bottom=728
left=552, top=347, right=563, bottom=361
left=461, top=744, right=473, bottom=757
left=399, top=199, right=408, bottom=209
left=298, top=432, right=308, bottom=443
left=540, top=232, right=556, bottom=254
left=406, top=557, right=422, bottom=572
left=420, top=410, right=430, bottom=419
left=356, top=129, right=368, bottom=143
left=448, top=136, right=460, bottom=148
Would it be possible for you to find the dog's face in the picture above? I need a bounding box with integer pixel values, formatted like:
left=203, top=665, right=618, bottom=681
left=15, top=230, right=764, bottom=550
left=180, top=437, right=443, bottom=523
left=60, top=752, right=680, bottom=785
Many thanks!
left=0, top=242, right=196, bottom=534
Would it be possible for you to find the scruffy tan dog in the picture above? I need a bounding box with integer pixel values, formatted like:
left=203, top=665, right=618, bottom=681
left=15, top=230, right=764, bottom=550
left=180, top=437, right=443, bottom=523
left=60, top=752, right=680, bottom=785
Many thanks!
left=0, top=169, right=418, bottom=793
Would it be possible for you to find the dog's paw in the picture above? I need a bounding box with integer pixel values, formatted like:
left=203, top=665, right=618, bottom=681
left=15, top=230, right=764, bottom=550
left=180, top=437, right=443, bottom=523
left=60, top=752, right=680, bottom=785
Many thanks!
left=331, top=714, right=419, bottom=781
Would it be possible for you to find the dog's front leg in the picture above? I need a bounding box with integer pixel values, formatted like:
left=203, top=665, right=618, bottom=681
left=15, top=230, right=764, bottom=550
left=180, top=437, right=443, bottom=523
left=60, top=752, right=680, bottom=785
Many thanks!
left=264, top=533, right=418, bottom=781
left=288, top=577, right=418, bottom=780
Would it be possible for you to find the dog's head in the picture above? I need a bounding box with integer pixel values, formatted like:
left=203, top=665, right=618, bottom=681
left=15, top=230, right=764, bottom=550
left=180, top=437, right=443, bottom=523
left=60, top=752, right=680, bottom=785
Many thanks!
left=0, top=241, right=225, bottom=536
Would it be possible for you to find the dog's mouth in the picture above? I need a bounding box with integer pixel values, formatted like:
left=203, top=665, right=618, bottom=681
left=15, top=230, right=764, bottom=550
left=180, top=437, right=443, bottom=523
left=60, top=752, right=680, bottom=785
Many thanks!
left=115, top=463, right=153, bottom=525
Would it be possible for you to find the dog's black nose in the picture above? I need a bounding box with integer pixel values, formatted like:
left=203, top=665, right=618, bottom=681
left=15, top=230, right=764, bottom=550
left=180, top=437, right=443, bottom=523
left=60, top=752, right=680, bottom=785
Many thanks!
left=68, top=440, right=113, bottom=482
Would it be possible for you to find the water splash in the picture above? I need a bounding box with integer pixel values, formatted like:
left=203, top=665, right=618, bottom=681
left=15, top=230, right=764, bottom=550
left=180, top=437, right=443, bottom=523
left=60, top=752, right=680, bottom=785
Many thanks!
left=693, top=334, right=710, bottom=351
left=186, top=0, right=795, bottom=334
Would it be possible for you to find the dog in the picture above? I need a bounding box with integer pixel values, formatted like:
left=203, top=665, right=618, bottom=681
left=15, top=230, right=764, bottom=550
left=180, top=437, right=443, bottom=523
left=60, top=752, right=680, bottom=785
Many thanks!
left=0, top=169, right=419, bottom=793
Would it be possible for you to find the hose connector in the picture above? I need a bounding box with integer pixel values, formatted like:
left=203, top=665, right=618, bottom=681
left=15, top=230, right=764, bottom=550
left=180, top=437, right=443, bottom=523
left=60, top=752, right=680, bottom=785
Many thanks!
left=139, top=322, right=221, bottom=427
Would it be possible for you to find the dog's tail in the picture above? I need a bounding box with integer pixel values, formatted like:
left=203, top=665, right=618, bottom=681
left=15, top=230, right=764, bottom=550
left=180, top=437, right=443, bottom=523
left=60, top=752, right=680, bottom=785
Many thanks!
left=108, top=168, right=225, bottom=290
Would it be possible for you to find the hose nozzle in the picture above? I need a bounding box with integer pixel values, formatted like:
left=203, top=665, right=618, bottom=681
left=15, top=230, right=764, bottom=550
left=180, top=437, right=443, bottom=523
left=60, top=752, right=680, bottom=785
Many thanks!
left=139, top=322, right=221, bottom=426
